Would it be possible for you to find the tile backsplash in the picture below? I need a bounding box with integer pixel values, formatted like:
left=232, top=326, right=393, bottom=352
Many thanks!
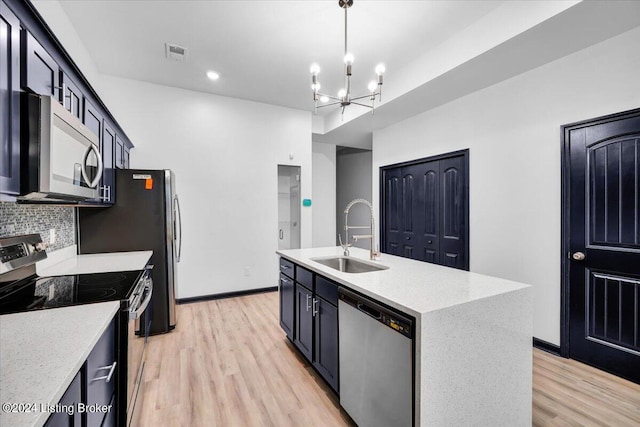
left=0, top=203, right=76, bottom=251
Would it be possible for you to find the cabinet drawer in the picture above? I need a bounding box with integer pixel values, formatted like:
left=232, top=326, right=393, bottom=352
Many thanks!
left=315, top=275, right=338, bottom=306
left=279, top=258, right=294, bottom=278
left=295, top=265, right=313, bottom=289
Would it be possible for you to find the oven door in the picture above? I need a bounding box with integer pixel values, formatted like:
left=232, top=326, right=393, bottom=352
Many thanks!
left=127, top=275, right=152, bottom=426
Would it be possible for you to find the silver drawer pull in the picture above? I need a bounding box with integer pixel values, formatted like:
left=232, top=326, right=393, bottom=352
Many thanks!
left=306, top=294, right=312, bottom=311
left=92, top=361, right=117, bottom=383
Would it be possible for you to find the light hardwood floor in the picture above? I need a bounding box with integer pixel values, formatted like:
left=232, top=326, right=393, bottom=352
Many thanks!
left=137, top=292, right=640, bottom=426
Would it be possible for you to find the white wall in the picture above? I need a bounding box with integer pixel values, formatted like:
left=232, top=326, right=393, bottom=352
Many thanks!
left=312, top=142, right=336, bottom=247
left=373, top=26, right=640, bottom=345
left=97, top=75, right=312, bottom=299
left=337, top=149, right=373, bottom=250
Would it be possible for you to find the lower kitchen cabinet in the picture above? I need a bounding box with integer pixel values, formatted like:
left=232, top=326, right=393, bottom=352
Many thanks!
left=44, top=316, right=117, bottom=427
left=313, top=297, right=338, bottom=392
left=279, top=273, right=294, bottom=340
left=294, top=283, right=314, bottom=361
left=86, top=317, right=117, bottom=427
left=280, top=258, right=339, bottom=392
left=44, top=371, right=82, bottom=427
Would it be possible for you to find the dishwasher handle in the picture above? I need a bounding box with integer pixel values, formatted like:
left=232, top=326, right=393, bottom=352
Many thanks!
left=357, top=303, right=381, bottom=320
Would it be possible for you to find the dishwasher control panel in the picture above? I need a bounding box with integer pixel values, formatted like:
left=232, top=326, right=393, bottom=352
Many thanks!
left=384, top=315, right=411, bottom=337
left=339, top=287, right=413, bottom=339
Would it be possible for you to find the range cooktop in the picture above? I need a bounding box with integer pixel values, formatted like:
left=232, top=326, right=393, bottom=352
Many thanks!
left=0, top=270, right=144, bottom=315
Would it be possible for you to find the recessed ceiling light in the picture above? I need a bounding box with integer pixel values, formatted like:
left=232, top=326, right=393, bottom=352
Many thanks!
left=206, top=71, right=220, bottom=81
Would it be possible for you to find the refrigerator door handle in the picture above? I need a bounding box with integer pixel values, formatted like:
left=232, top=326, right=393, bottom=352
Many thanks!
left=174, top=195, right=183, bottom=262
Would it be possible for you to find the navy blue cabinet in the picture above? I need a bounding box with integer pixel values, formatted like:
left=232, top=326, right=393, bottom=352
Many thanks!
left=280, top=259, right=339, bottom=392
left=115, top=135, right=132, bottom=169
left=61, top=72, right=82, bottom=119
left=44, top=318, right=116, bottom=427
left=294, top=282, right=314, bottom=361
left=313, top=281, right=339, bottom=392
left=22, top=30, right=61, bottom=100
left=83, top=99, right=115, bottom=204
left=86, top=318, right=117, bottom=427
left=0, top=1, right=21, bottom=196
left=44, top=370, right=82, bottom=427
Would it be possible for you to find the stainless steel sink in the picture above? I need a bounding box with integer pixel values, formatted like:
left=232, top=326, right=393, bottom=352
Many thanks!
left=311, top=256, right=389, bottom=273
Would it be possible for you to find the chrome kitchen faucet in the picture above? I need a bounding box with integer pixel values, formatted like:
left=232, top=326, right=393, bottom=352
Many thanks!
left=340, top=199, right=380, bottom=260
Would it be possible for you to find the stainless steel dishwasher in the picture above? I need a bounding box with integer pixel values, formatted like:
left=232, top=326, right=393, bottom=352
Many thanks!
left=339, top=287, right=414, bottom=427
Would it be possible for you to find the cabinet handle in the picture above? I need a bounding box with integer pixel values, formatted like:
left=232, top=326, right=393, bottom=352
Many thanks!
left=312, top=298, right=319, bottom=316
left=92, top=361, right=117, bottom=383
left=306, top=294, right=311, bottom=311
left=100, top=185, right=111, bottom=202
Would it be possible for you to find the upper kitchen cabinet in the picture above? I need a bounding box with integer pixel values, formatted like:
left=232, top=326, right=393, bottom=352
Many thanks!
left=61, top=72, right=82, bottom=120
left=0, top=1, right=21, bottom=196
left=115, top=135, right=133, bottom=169
left=21, top=30, right=61, bottom=101
left=84, top=99, right=115, bottom=204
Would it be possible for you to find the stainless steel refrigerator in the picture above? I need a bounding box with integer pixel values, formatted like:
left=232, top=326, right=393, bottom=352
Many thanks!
left=78, top=169, right=181, bottom=335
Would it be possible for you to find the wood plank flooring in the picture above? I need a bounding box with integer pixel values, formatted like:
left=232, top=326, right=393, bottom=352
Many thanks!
left=137, top=292, right=640, bottom=426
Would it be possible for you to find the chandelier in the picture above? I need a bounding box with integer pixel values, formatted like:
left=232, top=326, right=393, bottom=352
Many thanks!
left=310, top=0, right=385, bottom=116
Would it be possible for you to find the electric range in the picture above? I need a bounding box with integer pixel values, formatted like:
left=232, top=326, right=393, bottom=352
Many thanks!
left=0, top=269, right=145, bottom=315
left=0, top=233, right=153, bottom=426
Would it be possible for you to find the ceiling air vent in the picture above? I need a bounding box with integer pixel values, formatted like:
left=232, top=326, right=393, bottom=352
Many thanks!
left=165, top=43, right=188, bottom=62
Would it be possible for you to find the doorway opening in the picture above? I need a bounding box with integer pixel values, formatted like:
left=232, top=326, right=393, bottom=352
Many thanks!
left=278, top=165, right=301, bottom=250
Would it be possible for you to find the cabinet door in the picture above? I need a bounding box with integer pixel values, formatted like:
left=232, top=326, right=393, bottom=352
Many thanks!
left=61, top=72, right=82, bottom=119
left=0, top=2, right=21, bottom=195
left=86, top=318, right=116, bottom=427
left=22, top=30, right=61, bottom=99
left=123, top=145, right=130, bottom=169
left=102, top=121, right=116, bottom=204
left=44, top=369, right=82, bottom=427
left=294, top=283, right=313, bottom=361
left=279, top=273, right=294, bottom=340
left=83, top=99, right=108, bottom=203
left=313, top=297, right=339, bottom=392
left=115, top=135, right=125, bottom=169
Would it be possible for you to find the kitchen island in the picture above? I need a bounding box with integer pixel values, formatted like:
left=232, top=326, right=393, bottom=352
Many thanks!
left=276, top=246, right=532, bottom=426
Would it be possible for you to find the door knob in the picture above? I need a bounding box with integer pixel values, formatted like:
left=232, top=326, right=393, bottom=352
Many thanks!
left=572, top=252, right=586, bottom=261
left=406, top=236, right=410, bottom=240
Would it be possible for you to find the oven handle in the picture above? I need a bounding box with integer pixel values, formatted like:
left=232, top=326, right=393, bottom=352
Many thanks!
left=129, top=279, right=153, bottom=321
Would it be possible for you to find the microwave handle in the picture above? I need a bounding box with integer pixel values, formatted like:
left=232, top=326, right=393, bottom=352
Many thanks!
left=80, top=144, right=104, bottom=189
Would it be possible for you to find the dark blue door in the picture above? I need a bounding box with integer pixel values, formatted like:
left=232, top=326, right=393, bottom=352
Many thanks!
left=565, top=109, right=640, bottom=384
left=382, top=152, right=468, bottom=270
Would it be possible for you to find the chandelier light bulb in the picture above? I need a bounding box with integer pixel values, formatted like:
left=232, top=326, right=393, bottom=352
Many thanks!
left=368, top=81, right=377, bottom=92
left=311, top=83, right=321, bottom=92
left=320, top=96, right=329, bottom=103
left=338, top=89, right=346, bottom=98
left=310, top=63, right=321, bottom=75
left=344, top=52, right=354, bottom=65
left=375, top=63, right=386, bottom=76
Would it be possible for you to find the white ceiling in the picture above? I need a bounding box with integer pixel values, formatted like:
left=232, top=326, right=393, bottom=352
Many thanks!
left=57, top=0, right=504, bottom=114
left=51, top=1, right=640, bottom=148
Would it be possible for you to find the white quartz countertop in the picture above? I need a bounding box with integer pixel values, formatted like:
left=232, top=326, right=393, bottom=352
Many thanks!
left=0, top=301, right=120, bottom=427
left=37, top=250, right=153, bottom=276
left=277, top=247, right=530, bottom=317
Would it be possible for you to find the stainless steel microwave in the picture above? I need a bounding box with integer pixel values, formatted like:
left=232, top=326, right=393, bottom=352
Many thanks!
left=19, top=94, right=103, bottom=202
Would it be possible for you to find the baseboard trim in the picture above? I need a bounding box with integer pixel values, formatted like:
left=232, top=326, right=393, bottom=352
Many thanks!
left=177, top=286, right=278, bottom=304
left=533, top=337, right=562, bottom=356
